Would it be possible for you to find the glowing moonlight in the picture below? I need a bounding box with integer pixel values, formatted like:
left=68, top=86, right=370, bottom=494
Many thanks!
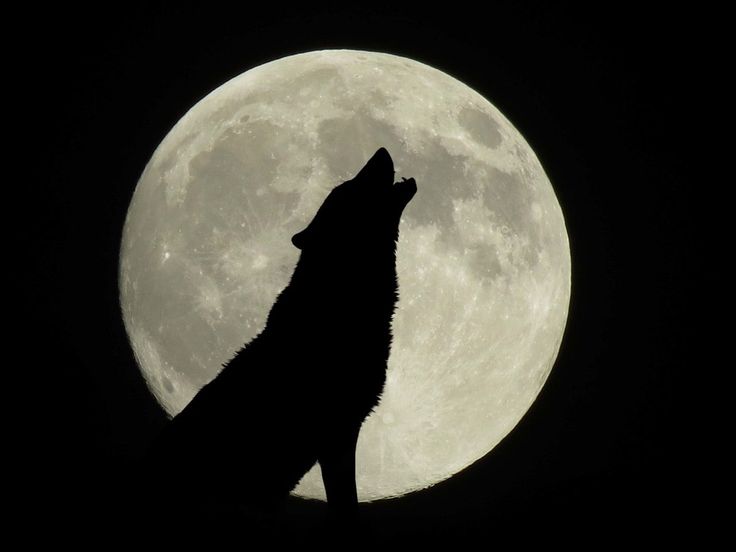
left=120, top=50, right=570, bottom=502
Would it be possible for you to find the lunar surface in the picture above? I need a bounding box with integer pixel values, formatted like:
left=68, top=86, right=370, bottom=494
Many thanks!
left=119, top=50, right=571, bottom=502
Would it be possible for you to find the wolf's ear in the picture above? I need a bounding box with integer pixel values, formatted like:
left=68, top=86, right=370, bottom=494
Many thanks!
left=291, top=228, right=310, bottom=250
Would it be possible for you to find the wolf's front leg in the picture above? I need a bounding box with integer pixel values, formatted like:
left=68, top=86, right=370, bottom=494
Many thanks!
left=319, top=422, right=361, bottom=517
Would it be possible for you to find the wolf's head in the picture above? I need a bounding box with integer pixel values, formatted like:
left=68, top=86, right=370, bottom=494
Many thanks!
left=291, top=148, right=416, bottom=253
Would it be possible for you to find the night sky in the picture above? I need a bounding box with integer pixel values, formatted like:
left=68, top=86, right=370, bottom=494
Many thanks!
left=23, top=3, right=706, bottom=546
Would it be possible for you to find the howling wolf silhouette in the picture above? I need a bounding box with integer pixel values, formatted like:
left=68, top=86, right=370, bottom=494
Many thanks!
left=146, top=148, right=416, bottom=518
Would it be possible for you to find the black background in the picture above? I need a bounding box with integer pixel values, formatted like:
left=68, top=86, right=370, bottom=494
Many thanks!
left=24, top=2, right=708, bottom=545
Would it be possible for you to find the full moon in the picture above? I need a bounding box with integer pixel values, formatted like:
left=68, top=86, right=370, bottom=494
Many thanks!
left=120, top=50, right=570, bottom=502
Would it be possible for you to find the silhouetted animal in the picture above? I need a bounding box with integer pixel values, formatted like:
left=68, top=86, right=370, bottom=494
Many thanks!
left=146, top=148, right=416, bottom=521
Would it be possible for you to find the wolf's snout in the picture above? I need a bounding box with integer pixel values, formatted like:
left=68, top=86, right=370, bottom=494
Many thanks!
left=356, top=147, right=395, bottom=186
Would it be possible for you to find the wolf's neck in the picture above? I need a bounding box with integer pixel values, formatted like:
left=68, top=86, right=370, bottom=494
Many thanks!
left=265, top=249, right=399, bottom=328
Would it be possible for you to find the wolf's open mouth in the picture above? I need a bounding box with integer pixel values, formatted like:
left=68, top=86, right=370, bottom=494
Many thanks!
left=393, top=176, right=417, bottom=201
